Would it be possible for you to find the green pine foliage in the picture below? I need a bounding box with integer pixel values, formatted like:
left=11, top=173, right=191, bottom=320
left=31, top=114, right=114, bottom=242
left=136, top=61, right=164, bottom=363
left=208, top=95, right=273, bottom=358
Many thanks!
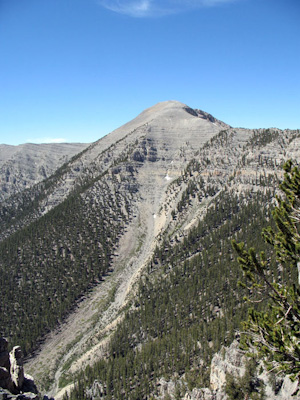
left=232, top=161, right=300, bottom=386
left=0, top=165, right=136, bottom=355
left=65, top=187, right=292, bottom=400
left=225, top=358, right=265, bottom=400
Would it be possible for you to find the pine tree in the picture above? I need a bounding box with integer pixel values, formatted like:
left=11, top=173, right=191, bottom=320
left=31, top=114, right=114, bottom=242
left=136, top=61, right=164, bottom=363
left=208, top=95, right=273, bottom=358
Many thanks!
left=232, top=161, right=300, bottom=388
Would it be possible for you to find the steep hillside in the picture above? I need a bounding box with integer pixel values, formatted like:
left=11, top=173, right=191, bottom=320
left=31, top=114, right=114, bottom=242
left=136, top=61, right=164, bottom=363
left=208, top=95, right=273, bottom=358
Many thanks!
left=0, top=142, right=89, bottom=202
left=0, top=101, right=224, bottom=241
left=0, top=101, right=299, bottom=399
left=63, top=127, right=300, bottom=400
left=66, top=189, right=278, bottom=400
left=0, top=101, right=225, bottom=388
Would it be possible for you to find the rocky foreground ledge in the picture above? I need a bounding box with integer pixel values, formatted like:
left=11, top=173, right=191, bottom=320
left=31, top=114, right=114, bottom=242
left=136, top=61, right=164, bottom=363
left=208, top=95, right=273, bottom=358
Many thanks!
left=0, top=338, right=53, bottom=400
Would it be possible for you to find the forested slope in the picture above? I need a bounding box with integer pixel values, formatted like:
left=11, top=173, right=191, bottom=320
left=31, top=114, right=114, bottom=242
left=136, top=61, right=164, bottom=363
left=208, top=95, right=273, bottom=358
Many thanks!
left=0, top=158, right=137, bottom=354
left=66, top=187, right=292, bottom=400
left=63, top=127, right=300, bottom=400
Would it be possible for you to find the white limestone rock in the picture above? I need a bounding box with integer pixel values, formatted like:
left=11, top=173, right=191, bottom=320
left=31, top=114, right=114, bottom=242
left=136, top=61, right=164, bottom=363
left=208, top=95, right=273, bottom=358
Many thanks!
left=9, top=347, right=24, bottom=391
left=210, top=340, right=246, bottom=392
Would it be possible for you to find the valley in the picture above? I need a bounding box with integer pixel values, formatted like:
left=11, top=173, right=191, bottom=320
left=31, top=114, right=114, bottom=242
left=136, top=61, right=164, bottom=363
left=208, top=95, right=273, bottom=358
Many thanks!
left=0, top=101, right=299, bottom=399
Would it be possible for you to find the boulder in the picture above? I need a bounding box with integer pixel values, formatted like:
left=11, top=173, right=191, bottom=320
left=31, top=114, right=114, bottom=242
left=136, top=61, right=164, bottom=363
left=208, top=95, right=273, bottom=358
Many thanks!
left=0, top=339, right=43, bottom=400
left=9, top=347, right=24, bottom=392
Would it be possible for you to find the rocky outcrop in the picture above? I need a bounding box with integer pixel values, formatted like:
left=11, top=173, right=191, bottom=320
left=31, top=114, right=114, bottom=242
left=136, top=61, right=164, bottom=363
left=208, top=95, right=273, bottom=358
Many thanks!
left=183, top=388, right=221, bottom=400
left=0, top=338, right=51, bottom=400
left=0, top=338, right=14, bottom=394
left=9, top=347, right=24, bottom=392
left=85, top=380, right=105, bottom=398
left=154, top=341, right=299, bottom=400
left=198, top=341, right=299, bottom=400
left=209, top=340, right=246, bottom=392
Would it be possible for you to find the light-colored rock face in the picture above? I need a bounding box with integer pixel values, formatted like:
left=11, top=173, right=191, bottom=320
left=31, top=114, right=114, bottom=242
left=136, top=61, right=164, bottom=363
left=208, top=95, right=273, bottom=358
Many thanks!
left=0, top=142, right=89, bottom=201
left=21, top=102, right=226, bottom=217
left=75, top=100, right=226, bottom=172
left=10, top=346, right=24, bottom=390
left=183, top=388, right=220, bottom=400
left=208, top=341, right=300, bottom=400
left=210, top=341, right=246, bottom=391
left=158, top=341, right=300, bottom=400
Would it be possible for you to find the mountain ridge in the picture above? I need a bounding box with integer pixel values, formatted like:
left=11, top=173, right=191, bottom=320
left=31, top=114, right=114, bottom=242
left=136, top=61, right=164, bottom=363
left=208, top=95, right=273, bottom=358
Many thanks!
left=0, top=142, right=89, bottom=202
left=0, top=101, right=299, bottom=399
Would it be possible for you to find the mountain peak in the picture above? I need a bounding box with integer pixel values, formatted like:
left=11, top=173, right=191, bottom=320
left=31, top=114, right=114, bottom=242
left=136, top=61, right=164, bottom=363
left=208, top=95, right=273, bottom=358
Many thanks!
left=140, top=100, right=191, bottom=117
left=138, top=100, right=229, bottom=128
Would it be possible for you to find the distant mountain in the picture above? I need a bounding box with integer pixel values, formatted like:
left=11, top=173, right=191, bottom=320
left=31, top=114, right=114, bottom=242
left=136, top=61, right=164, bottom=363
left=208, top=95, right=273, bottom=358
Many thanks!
left=0, top=101, right=299, bottom=399
left=0, top=142, right=89, bottom=202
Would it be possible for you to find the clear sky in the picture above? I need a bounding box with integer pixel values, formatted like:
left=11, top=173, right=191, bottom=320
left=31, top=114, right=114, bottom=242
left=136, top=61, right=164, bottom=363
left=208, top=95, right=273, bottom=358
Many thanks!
left=0, top=0, right=299, bottom=145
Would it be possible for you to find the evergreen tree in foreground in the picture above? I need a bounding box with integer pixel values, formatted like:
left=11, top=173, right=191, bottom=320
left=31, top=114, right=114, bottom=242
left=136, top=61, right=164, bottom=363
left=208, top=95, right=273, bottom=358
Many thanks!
left=232, top=161, right=300, bottom=391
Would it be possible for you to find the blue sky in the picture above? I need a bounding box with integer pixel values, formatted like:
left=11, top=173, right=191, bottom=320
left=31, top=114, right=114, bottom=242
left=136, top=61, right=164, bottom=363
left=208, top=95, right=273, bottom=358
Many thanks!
left=0, top=0, right=299, bottom=145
